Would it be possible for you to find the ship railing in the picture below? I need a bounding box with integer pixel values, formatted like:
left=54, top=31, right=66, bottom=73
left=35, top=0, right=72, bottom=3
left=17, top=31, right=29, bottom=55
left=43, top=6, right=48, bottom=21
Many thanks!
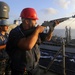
left=40, top=39, right=71, bottom=75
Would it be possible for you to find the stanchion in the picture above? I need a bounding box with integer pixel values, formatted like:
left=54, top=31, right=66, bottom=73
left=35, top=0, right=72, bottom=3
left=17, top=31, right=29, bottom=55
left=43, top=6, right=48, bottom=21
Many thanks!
left=62, top=39, right=66, bottom=75
left=44, top=38, right=66, bottom=75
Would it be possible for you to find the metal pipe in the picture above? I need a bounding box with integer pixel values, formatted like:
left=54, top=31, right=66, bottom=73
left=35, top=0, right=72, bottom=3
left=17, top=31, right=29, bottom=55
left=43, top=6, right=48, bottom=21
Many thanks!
left=62, top=39, right=66, bottom=75
left=45, top=47, right=62, bottom=73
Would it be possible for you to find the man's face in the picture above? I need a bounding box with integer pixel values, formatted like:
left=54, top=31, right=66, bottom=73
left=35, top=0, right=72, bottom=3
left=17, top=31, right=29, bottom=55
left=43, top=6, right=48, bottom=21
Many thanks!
left=29, top=19, right=37, bottom=28
left=22, top=18, right=37, bottom=29
left=1, top=25, right=9, bottom=32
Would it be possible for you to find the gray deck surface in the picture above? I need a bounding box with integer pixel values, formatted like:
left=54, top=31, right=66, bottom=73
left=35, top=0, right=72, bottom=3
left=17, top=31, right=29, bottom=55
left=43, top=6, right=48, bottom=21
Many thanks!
left=40, top=44, right=75, bottom=53
left=39, top=65, right=58, bottom=75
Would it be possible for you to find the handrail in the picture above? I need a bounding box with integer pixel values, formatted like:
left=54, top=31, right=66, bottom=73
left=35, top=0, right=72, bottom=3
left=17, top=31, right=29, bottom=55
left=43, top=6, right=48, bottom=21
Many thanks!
left=42, top=39, right=66, bottom=75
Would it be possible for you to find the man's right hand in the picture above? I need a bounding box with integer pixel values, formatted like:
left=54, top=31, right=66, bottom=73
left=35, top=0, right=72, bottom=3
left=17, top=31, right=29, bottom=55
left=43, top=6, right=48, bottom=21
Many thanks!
left=36, top=25, right=46, bottom=33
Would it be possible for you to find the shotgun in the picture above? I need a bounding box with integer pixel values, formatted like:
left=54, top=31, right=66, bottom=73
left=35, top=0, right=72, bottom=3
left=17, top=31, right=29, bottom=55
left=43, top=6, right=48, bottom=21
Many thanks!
left=23, top=17, right=69, bottom=35
left=41, top=17, right=69, bottom=27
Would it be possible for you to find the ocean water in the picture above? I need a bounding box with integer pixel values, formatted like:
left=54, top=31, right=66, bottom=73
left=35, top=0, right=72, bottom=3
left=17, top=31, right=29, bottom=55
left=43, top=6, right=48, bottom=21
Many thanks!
left=53, top=29, right=75, bottom=39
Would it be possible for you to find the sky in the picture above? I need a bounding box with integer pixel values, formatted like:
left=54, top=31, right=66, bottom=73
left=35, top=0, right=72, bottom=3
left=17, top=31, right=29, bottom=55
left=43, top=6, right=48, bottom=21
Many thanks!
left=1, top=0, right=75, bottom=29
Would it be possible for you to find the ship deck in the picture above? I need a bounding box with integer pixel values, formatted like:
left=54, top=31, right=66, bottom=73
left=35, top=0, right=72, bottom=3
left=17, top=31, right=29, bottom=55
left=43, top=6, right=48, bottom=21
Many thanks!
left=40, top=43, right=75, bottom=53
left=39, top=65, right=58, bottom=75
left=39, top=41, right=75, bottom=75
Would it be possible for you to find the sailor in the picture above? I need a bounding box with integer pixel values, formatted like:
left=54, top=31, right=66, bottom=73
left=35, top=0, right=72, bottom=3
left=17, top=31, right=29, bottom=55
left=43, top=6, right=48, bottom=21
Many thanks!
left=6, top=7, right=59, bottom=75
left=0, top=19, right=10, bottom=75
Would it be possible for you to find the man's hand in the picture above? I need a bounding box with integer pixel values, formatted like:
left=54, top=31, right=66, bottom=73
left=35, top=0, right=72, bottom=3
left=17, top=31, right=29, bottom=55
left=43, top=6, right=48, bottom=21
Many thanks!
left=42, top=20, right=59, bottom=27
left=36, top=25, right=46, bottom=33
left=41, top=20, right=60, bottom=32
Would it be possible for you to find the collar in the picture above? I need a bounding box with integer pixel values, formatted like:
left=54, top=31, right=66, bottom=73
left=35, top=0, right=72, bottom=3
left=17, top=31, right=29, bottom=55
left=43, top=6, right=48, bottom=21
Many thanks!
left=19, top=23, right=25, bottom=32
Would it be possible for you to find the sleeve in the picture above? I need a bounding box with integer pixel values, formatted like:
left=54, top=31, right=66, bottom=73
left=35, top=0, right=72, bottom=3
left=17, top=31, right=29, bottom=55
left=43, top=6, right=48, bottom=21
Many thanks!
left=0, top=35, right=6, bottom=45
left=7, top=29, right=24, bottom=47
left=0, top=36, right=4, bottom=45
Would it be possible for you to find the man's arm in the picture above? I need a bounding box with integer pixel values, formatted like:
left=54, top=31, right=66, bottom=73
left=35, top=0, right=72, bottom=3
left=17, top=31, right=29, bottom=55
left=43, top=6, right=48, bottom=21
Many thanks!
left=0, top=44, right=6, bottom=50
left=18, top=26, right=45, bottom=50
left=45, top=20, right=59, bottom=41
